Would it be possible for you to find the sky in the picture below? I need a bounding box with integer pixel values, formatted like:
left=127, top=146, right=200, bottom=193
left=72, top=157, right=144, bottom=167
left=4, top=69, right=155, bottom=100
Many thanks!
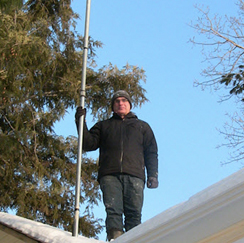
left=54, top=0, right=243, bottom=241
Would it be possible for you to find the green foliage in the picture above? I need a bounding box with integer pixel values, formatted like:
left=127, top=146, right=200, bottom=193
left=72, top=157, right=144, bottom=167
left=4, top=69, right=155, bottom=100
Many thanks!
left=0, top=0, right=148, bottom=239
left=0, top=0, right=24, bottom=13
left=86, top=63, right=147, bottom=120
left=220, top=65, right=244, bottom=99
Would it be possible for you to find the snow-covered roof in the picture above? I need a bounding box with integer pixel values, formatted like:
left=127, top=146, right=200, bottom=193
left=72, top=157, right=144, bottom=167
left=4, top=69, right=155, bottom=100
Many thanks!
left=1, top=167, right=244, bottom=243
left=113, top=167, right=244, bottom=243
left=0, top=212, right=104, bottom=243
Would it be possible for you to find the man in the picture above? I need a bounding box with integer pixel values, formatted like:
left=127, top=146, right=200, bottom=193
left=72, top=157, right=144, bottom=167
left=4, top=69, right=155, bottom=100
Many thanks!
left=75, top=90, right=158, bottom=241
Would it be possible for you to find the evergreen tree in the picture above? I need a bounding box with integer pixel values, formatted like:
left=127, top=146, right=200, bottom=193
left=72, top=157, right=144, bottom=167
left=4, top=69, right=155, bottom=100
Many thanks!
left=0, top=0, right=147, bottom=238
left=0, top=0, right=24, bottom=13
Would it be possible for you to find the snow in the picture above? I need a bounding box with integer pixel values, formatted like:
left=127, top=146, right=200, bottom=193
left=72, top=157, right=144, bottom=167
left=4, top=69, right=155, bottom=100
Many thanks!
left=112, top=167, right=244, bottom=243
left=0, top=212, right=105, bottom=243
left=1, top=167, right=244, bottom=242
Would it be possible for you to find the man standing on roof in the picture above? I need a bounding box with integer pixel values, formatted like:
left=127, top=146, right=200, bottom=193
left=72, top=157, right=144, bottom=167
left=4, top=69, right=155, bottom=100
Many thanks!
left=75, top=90, right=158, bottom=241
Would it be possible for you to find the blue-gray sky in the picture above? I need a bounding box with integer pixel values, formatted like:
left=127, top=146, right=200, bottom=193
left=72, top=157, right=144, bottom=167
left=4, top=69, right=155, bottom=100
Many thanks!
left=55, top=0, right=242, bottom=240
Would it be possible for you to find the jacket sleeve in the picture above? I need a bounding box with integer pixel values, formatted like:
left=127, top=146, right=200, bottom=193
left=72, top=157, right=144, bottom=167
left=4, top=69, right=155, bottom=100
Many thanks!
left=82, top=122, right=101, bottom=151
left=143, top=123, right=158, bottom=178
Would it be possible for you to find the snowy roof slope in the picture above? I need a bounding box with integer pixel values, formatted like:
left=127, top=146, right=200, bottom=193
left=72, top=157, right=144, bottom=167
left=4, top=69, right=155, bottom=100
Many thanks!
left=113, top=167, right=244, bottom=243
left=0, top=212, right=105, bottom=243
left=1, top=167, right=244, bottom=243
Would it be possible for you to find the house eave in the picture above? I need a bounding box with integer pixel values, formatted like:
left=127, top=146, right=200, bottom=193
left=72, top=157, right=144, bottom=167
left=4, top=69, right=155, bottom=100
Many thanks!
left=114, top=167, right=244, bottom=243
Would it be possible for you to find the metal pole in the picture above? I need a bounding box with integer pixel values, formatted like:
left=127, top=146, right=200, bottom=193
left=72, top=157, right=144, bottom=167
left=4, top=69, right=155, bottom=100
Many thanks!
left=72, top=0, right=91, bottom=237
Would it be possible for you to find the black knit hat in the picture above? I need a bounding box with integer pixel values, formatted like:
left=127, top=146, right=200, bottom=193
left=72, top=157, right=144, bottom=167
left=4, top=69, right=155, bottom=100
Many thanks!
left=111, top=90, right=132, bottom=111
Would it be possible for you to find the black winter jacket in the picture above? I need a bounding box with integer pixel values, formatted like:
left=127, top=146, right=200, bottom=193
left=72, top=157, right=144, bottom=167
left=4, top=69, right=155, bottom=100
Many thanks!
left=83, top=112, right=158, bottom=182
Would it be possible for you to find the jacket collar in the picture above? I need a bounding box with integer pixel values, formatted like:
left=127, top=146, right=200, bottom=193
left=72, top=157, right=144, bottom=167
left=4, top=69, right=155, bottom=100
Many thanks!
left=113, top=111, right=137, bottom=120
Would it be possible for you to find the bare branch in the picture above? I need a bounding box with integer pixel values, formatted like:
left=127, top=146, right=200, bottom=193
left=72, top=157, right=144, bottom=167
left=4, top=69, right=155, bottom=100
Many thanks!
left=190, top=1, right=244, bottom=165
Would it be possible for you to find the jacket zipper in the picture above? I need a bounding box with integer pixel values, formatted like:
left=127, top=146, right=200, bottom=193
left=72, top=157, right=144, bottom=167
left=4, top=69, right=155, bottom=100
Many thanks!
left=120, top=119, right=125, bottom=172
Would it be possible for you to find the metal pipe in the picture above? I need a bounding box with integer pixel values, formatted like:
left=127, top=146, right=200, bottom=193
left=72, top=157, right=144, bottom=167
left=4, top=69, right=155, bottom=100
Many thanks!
left=72, top=0, right=91, bottom=237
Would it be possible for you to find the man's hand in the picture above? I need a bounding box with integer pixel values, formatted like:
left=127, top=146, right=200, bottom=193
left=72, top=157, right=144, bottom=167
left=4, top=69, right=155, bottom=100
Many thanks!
left=75, top=107, right=86, bottom=121
left=147, top=177, right=158, bottom=189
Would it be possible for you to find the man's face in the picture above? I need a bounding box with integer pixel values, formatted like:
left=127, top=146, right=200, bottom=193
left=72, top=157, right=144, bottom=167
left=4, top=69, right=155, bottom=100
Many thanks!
left=113, top=97, right=131, bottom=117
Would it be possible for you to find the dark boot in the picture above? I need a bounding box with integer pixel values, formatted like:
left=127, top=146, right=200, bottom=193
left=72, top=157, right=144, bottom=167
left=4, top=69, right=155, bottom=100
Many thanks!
left=107, top=229, right=123, bottom=241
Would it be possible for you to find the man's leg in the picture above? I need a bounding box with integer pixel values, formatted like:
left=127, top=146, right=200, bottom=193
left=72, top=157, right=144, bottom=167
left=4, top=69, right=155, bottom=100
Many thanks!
left=123, top=175, right=144, bottom=231
left=100, top=175, right=124, bottom=240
